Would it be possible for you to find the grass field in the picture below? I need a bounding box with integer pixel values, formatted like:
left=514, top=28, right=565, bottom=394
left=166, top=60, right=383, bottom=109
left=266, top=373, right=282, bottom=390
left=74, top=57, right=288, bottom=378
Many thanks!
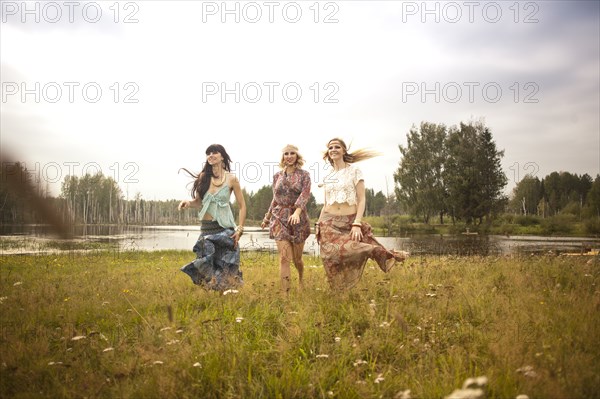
left=1, top=250, right=599, bottom=398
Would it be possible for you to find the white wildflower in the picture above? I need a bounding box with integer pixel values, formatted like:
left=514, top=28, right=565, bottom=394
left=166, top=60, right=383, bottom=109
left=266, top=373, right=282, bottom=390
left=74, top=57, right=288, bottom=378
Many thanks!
left=193, top=362, right=202, bottom=368
left=316, top=354, right=329, bottom=359
left=0, top=297, right=7, bottom=304
left=166, top=340, right=180, bottom=345
left=515, top=395, right=529, bottom=399
left=153, top=361, right=164, bottom=365
left=160, top=327, right=172, bottom=332
left=374, top=373, right=385, bottom=384
left=235, top=317, right=244, bottom=323
left=102, top=347, right=114, bottom=353
left=71, top=335, right=86, bottom=341
left=516, top=365, right=538, bottom=378
left=379, top=321, right=391, bottom=328
left=356, top=380, right=367, bottom=385
left=48, top=361, right=63, bottom=366
left=462, top=376, right=488, bottom=389
left=334, top=337, right=341, bottom=342
left=426, top=293, right=437, bottom=297
left=223, top=289, right=239, bottom=295
left=444, top=388, right=484, bottom=399
left=176, top=329, right=184, bottom=334
left=13, top=282, right=22, bottom=286
left=395, top=389, right=412, bottom=399
left=353, top=359, right=368, bottom=367
left=327, top=391, right=334, bottom=397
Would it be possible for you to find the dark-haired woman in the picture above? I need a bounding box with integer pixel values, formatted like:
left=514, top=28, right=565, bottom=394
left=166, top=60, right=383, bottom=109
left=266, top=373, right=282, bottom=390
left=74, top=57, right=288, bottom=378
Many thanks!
left=316, top=138, right=408, bottom=290
left=178, top=144, right=246, bottom=291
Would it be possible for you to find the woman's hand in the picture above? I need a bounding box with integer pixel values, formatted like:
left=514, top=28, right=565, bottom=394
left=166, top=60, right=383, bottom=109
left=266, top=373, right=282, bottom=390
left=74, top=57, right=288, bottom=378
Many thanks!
left=178, top=200, right=189, bottom=210
left=260, top=219, right=269, bottom=229
left=231, top=231, right=241, bottom=248
left=351, top=225, right=363, bottom=242
left=288, top=209, right=301, bottom=225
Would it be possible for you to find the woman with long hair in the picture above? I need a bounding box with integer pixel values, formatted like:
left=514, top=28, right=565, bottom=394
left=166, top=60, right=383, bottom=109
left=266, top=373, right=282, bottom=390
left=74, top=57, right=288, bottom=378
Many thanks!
left=316, top=138, right=408, bottom=290
left=261, top=144, right=311, bottom=293
left=178, top=144, right=246, bottom=291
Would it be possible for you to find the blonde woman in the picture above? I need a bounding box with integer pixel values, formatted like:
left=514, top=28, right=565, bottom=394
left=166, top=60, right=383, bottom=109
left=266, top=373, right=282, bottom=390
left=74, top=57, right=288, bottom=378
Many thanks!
left=317, top=138, right=408, bottom=289
left=261, top=145, right=311, bottom=292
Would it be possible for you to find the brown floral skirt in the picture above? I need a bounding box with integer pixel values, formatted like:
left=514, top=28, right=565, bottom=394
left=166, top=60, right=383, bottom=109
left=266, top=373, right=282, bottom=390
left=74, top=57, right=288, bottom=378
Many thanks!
left=318, top=213, right=402, bottom=290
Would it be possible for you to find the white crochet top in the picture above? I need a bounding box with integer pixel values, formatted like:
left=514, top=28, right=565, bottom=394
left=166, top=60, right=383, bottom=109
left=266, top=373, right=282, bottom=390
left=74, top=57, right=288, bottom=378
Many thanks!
left=323, top=164, right=364, bottom=205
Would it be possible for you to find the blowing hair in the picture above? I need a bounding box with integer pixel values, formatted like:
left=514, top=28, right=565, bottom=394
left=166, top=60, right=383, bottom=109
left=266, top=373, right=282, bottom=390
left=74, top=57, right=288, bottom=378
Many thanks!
left=323, top=137, right=381, bottom=166
left=179, top=144, right=232, bottom=200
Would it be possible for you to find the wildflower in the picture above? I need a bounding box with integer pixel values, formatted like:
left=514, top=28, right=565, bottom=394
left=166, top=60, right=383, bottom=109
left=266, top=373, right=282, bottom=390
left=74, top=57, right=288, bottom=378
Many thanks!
left=516, top=365, right=538, bottom=378
left=13, top=282, right=22, bottom=286
left=444, top=388, right=484, bottom=399
left=334, top=337, right=341, bottom=342
left=223, top=289, right=239, bottom=295
left=0, top=297, right=7, bottom=304
left=356, top=380, right=367, bottom=385
left=153, top=361, right=164, bottom=365
left=463, top=376, right=488, bottom=389
left=176, top=329, right=184, bottom=334
left=327, top=391, right=334, bottom=397
left=48, top=362, right=63, bottom=366
left=103, top=347, right=114, bottom=353
left=160, top=327, right=172, bottom=332
left=316, top=354, right=329, bottom=359
left=71, top=336, right=86, bottom=341
left=235, top=317, right=244, bottom=323
left=426, top=293, right=437, bottom=297
left=374, top=373, right=385, bottom=384
left=395, top=389, right=412, bottom=399
left=515, top=395, right=529, bottom=399
left=379, top=321, right=391, bottom=328
left=353, top=359, right=367, bottom=367
left=166, top=340, right=180, bottom=345
left=193, top=362, right=202, bottom=368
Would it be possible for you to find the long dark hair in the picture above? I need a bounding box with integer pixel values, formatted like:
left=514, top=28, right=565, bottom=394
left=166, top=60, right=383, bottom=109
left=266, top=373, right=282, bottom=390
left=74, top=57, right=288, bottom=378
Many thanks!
left=180, top=144, right=232, bottom=200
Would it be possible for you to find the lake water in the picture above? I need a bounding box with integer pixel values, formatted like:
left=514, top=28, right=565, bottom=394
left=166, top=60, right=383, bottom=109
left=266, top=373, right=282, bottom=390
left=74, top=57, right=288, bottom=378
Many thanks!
left=1, top=224, right=599, bottom=256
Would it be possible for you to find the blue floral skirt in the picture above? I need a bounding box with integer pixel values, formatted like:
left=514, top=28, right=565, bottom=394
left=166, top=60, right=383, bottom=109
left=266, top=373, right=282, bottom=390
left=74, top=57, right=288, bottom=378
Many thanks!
left=180, top=221, right=243, bottom=291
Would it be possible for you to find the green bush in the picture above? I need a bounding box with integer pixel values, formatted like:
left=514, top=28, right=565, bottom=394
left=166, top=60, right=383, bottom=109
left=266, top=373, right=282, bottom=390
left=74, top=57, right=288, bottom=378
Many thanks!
left=541, top=214, right=577, bottom=235
left=514, top=215, right=541, bottom=226
left=584, top=217, right=600, bottom=235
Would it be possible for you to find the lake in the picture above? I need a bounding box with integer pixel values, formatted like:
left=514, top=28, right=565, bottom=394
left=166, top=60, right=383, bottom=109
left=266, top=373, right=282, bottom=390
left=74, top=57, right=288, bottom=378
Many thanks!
left=1, top=224, right=599, bottom=256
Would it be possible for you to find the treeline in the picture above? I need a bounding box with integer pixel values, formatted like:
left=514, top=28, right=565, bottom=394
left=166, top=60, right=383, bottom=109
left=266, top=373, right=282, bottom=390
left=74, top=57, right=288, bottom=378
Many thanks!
left=509, top=172, right=600, bottom=218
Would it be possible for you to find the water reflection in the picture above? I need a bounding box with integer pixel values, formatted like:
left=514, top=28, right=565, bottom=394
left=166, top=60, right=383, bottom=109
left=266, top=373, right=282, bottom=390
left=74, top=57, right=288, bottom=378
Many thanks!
left=1, top=224, right=599, bottom=256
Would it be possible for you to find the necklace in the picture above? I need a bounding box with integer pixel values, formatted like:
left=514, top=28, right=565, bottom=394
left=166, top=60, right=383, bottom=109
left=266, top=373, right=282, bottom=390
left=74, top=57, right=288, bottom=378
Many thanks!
left=211, top=172, right=226, bottom=187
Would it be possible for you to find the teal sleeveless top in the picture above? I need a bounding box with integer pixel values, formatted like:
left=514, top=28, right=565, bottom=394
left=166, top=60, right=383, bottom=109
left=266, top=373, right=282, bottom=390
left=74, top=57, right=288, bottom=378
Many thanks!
left=197, top=184, right=236, bottom=229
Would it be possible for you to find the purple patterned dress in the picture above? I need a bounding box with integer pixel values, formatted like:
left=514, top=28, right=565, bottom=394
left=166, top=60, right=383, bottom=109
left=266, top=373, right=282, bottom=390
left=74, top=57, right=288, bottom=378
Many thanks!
left=267, top=169, right=311, bottom=243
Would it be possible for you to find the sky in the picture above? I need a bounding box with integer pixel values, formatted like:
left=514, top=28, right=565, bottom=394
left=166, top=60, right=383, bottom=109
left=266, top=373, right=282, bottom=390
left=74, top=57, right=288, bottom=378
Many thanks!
left=1, top=0, right=599, bottom=202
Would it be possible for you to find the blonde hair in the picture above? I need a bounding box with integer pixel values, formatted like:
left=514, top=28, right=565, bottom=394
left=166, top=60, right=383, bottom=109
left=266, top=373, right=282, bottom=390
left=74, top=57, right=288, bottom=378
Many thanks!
left=279, top=144, right=305, bottom=169
left=323, top=137, right=380, bottom=166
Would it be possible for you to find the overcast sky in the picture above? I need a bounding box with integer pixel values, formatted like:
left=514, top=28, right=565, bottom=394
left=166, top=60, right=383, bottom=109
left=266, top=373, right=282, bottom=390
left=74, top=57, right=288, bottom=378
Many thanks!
left=1, top=0, right=599, bottom=202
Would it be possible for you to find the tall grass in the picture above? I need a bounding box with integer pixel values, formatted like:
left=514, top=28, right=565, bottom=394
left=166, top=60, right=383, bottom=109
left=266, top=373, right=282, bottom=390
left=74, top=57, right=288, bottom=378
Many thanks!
left=1, top=250, right=599, bottom=398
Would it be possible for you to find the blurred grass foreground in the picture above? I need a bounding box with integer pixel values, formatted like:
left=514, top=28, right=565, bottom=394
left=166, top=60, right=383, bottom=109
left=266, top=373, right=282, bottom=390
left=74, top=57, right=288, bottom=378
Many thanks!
left=1, top=251, right=599, bottom=398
